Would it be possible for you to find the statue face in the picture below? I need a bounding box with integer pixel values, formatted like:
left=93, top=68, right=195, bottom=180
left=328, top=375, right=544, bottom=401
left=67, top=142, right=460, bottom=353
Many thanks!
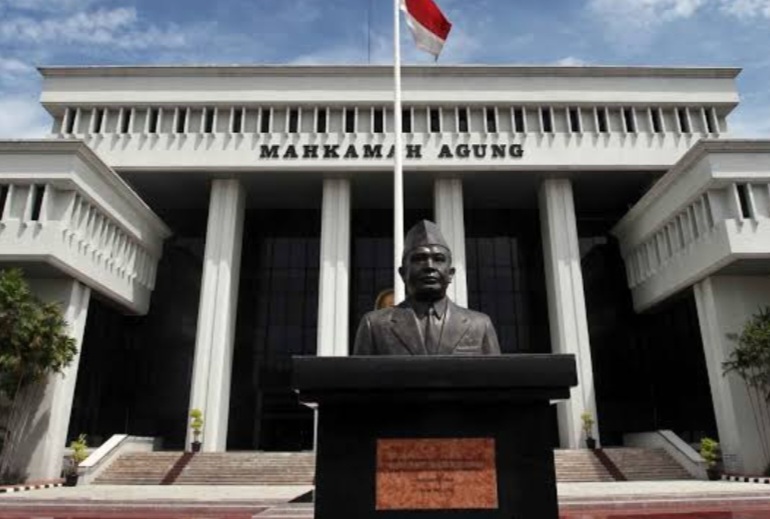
left=398, top=245, right=454, bottom=301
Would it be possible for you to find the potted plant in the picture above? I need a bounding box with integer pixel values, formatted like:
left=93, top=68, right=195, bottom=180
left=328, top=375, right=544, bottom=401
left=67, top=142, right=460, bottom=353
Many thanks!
left=189, top=408, right=203, bottom=452
left=581, top=411, right=596, bottom=449
left=64, top=434, right=88, bottom=487
left=700, top=437, right=721, bottom=480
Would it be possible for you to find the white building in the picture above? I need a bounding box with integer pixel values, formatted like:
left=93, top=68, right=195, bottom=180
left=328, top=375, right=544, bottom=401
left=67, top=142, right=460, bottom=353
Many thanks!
left=1, top=64, right=769, bottom=479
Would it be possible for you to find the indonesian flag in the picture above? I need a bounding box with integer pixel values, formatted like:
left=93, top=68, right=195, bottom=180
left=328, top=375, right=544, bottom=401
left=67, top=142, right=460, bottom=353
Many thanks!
left=401, top=0, right=452, bottom=59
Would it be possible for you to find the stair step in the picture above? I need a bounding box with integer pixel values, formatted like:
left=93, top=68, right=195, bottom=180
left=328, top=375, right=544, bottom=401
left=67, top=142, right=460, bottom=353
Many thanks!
left=94, top=447, right=692, bottom=485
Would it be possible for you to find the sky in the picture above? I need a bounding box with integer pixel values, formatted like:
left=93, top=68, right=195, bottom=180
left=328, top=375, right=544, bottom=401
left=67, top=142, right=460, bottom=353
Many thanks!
left=2, top=0, right=770, bottom=138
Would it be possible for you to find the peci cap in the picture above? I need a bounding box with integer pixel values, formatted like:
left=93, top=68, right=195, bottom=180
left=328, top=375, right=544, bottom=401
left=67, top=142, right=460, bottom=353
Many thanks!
left=403, top=220, right=450, bottom=259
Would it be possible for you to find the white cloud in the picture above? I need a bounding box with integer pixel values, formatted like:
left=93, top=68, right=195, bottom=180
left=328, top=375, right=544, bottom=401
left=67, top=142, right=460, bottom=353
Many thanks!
left=719, top=0, right=770, bottom=18
left=0, top=96, right=50, bottom=139
left=587, top=0, right=711, bottom=50
left=588, top=0, right=706, bottom=24
left=0, top=57, right=33, bottom=74
left=554, top=56, right=589, bottom=66
left=0, top=7, right=187, bottom=49
left=0, top=0, right=100, bottom=12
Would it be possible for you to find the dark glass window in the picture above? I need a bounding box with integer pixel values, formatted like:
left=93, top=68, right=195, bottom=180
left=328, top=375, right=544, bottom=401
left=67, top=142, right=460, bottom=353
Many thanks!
left=651, top=108, right=663, bottom=133
left=596, top=108, right=608, bottom=133
left=429, top=108, right=441, bottom=133
left=373, top=108, right=384, bottom=133
left=458, top=107, right=469, bottom=132
left=737, top=184, right=752, bottom=219
left=203, top=108, right=214, bottom=134
left=465, top=210, right=550, bottom=355
left=513, top=108, right=525, bottom=132
left=485, top=107, right=497, bottom=132
left=288, top=109, right=299, bottom=133
left=705, top=109, right=716, bottom=133
left=402, top=108, right=412, bottom=133
left=120, top=109, right=131, bottom=134
left=232, top=109, right=243, bottom=133
left=260, top=108, right=271, bottom=133
left=65, top=109, right=76, bottom=134
left=230, top=211, right=320, bottom=451
left=176, top=109, right=187, bottom=134
left=623, top=108, right=636, bottom=133
left=344, top=108, right=356, bottom=133
left=316, top=108, right=327, bottom=133
left=677, top=108, right=690, bottom=133
left=540, top=108, right=553, bottom=133
left=569, top=108, right=580, bottom=133
left=30, top=184, right=44, bottom=221
left=0, top=185, right=9, bottom=216
left=148, top=108, right=159, bottom=134
left=93, top=108, right=104, bottom=134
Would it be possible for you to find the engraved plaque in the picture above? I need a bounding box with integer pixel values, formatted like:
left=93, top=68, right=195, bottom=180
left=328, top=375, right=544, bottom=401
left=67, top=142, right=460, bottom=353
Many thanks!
left=376, top=438, right=498, bottom=510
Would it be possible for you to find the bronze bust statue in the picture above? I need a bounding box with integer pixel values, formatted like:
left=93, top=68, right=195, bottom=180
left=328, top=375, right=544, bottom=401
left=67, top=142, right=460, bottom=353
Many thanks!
left=353, top=220, right=500, bottom=356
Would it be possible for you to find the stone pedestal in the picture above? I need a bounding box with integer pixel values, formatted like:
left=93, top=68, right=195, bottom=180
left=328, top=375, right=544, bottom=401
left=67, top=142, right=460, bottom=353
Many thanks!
left=293, top=355, right=576, bottom=519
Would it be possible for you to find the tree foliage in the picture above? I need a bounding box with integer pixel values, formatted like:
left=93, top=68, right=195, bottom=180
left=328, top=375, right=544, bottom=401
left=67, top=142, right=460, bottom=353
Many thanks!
left=0, top=268, right=77, bottom=398
left=724, top=306, right=770, bottom=476
left=0, top=268, right=78, bottom=483
left=724, top=307, right=770, bottom=403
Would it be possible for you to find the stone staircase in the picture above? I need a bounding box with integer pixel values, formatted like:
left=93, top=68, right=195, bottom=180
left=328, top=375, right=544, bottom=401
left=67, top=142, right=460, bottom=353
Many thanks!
left=175, top=452, right=315, bottom=485
left=93, top=448, right=691, bottom=485
left=602, top=447, right=693, bottom=480
left=554, top=449, right=615, bottom=482
left=93, top=452, right=182, bottom=485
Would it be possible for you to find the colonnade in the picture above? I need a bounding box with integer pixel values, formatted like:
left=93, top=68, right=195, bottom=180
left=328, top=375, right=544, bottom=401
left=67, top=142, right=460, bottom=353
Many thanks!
left=187, top=175, right=599, bottom=452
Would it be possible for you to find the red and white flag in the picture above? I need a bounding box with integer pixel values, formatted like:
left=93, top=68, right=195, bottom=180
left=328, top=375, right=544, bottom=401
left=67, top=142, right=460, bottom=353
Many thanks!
left=400, top=0, right=452, bottom=59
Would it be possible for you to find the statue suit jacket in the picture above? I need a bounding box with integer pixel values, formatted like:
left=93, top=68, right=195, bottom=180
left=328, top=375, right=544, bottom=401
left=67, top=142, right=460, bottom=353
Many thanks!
left=353, top=298, right=501, bottom=356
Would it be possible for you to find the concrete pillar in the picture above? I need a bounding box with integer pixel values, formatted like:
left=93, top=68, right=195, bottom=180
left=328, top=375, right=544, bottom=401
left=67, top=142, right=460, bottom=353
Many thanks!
left=188, top=179, right=246, bottom=452
left=14, top=279, right=91, bottom=480
left=434, top=178, right=468, bottom=308
left=693, top=276, right=770, bottom=474
left=539, top=178, right=598, bottom=449
left=317, top=178, right=351, bottom=357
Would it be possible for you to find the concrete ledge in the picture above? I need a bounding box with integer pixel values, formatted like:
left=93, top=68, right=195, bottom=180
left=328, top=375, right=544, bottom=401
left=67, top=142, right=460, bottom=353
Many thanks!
left=0, top=482, right=62, bottom=493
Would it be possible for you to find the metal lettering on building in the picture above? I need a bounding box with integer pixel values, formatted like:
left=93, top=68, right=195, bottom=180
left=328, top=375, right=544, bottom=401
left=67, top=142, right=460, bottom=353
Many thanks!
left=258, top=144, right=524, bottom=160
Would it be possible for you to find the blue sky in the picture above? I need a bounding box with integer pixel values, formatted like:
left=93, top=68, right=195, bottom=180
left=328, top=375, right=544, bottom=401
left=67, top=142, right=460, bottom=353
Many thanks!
left=2, top=0, right=770, bottom=138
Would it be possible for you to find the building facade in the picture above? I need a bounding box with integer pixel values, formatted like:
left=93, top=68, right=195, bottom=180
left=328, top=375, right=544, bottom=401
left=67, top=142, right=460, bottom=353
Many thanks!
left=1, top=64, right=769, bottom=479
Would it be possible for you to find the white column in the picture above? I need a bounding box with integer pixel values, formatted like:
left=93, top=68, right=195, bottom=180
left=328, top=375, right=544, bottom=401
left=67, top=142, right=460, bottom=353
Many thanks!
left=317, top=178, right=351, bottom=357
left=188, top=179, right=246, bottom=452
left=434, top=178, right=468, bottom=308
left=539, top=178, right=598, bottom=449
left=15, top=279, right=91, bottom=480
left=694, top=276, right=770, bottom=474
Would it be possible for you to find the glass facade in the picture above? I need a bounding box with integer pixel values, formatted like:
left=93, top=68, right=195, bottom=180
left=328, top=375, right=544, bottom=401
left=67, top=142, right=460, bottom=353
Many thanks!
left=68, top=209, right=206, bottom=449
left=68, top=187, right=717, bottom=453
left=230, top=210, right=320, bottom=451
left=578, top=215, right=717, bottom=445
left=465, top=209, right=551, bottom=354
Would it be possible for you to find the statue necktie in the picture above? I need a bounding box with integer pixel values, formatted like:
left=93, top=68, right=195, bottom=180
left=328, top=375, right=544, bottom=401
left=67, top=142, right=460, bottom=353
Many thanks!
left=424, top=306, right=438, bottom=354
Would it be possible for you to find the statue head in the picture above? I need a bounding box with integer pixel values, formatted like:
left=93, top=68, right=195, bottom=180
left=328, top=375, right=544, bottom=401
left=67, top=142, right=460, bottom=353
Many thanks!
left=398, top=220, right=455, bottom=302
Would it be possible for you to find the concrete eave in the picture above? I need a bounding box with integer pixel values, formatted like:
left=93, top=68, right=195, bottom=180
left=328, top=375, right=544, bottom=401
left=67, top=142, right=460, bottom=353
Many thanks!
left=37, top=64, right=742, bottom=80
left=612, top=139, right=770, bottom=240
left=0, top=139, right=172, bottom=240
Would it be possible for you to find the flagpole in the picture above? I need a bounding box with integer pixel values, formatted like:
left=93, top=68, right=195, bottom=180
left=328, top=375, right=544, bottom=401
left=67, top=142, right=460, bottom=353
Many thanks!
left=393, top=0, right=405, bottom=303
